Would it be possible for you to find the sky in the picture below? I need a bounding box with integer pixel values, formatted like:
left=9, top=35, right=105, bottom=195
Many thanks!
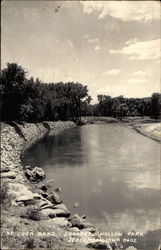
left=1, top=0, right=161, bottom=103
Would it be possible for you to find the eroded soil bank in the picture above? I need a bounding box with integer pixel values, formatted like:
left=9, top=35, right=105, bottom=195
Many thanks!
left=1, top=121, right=123, bottom=250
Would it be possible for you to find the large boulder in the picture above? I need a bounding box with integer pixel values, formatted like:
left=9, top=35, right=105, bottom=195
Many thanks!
left=41, top=208, right=70, bottom=218
left=50, top=217, right=71, bottom=227
left=32, top=167, right=45, bottom=180
left=25, top=167, right=45, bottom=183
left=47, top=191, right=62, bottom=204
left=86, top=241, right=112, bottom=249
left=16, top=193, right=41, bottom=206
left=38, top=199, right=54, bottom=210
left=38, top=189, right=48, bottom=198
left=53, top=203, right=69, bottom=212
left=68, top=214, right=85, bottom=229
left=1, top=171, right=16, bottom=179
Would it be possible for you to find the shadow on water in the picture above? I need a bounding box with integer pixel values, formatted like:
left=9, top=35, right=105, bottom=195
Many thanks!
left=22, top=127, right=87, bottom=167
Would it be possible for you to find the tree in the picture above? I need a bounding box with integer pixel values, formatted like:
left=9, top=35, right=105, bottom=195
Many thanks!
left=151, top=93, right=161, bottom=120
left=0, top=63, right=27, bottom=121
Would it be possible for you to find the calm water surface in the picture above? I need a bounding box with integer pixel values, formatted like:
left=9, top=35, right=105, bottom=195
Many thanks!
left=22, top=124, right=160, bottom=248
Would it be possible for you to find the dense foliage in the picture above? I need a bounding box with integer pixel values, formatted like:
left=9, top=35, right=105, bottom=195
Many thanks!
left=0, top=63, right=90, bottom=122
left=0, top=63, right=161, bottom=122
left=81, top=94, right=161, bottom=120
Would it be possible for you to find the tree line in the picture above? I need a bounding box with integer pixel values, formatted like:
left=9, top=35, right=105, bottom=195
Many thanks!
left=81, top=93, right=161, bottom=120
left=0, top=63, right=90, bottom=122
left=0, top=63, right=161, bottom=122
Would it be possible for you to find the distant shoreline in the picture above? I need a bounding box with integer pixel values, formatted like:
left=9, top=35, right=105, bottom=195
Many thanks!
left=81, top=116, right=161, bottom=142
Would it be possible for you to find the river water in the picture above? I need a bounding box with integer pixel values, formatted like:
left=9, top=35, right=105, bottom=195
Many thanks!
left=22, top=124, right=160, bottom=249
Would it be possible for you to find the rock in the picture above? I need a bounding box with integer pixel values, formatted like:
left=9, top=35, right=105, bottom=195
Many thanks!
left=53, top=203, right=69, bottom=212
left=25, top=167, right=45, bottom=183
left=25, top=169, right=33, bottom=178
left=83, top=221, right=96, bottom=229
left=125, top=247, right=138, bottom=250
left=74, top=202, right=80, bottom=208
left=0, top=166, right=10, bottom=173
left=49, top=209, right=70, bottom=218
left=39, top=180, right=55, bottom=191
left=38, top=199, right=54, bottom=210
left=41, top=208, right=70, bottom=218
left=40, top=204, right=53, bottom=210
left=47, top=191, right=62, bottom=204
left=111, top=242, right=123, bottom=249
left=17, top=193, right=41, bottom=206
left=50, top=217, right=71, bottom=227
left=54, top=187, right=62, bottom=192
left=38, top=189, right=48, bottom=198
left=39, top=184, right=48, bottom=191
left=86, top=241, right=112, bottom=249
left=82, top=227, right=96, bottom=233
left=31, top=167, right=45, bottom=181
left=68, top=214, right=85, bottom=229
left=1, top=171, right=16, bottom=179
left=24, top=165, right=32, bottom=170
left=68, top=227, right=80, bottom=232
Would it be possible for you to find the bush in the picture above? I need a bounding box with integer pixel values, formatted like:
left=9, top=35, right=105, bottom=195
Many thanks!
left=20, top=206, right=41, bottom=221
left=0, top=181, right=11, bottom=207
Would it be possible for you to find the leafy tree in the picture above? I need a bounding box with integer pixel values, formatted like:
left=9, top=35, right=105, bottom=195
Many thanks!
left=0, top=63, right=27, bottom=121
left=151, top=93, right=161, bottom=120
left=1, top=63, right=160, bottom=122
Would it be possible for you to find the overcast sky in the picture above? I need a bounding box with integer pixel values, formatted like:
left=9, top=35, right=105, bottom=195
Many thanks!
left=1, top=0, right=161, bottom=103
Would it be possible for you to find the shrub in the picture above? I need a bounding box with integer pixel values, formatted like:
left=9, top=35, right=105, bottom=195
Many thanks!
left=20, top=206, right=41, bottom=221
left=0, top=181, right=11, bottom=207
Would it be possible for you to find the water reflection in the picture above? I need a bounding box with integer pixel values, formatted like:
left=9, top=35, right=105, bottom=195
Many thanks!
left=23, top=124, right=160, bottom=246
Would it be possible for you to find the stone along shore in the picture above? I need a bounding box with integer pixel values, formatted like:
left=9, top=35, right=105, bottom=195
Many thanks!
left=1, top=121, right=123, bottom=249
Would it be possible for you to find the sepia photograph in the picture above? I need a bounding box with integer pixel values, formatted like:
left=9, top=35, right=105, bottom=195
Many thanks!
left=1, top=0, right=161, bottom=249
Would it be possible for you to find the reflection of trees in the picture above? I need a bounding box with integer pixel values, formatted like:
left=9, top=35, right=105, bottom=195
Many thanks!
left=22, top=128, right=86, bottom=168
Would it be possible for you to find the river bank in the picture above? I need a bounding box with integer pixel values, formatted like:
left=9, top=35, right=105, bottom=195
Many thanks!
left=1, top=121, right=123, bottom=249
left=133, top=123, right=161, bottom=142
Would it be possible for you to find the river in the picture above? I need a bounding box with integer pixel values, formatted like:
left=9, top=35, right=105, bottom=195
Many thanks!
left=22, top=124, right=160, bottom=249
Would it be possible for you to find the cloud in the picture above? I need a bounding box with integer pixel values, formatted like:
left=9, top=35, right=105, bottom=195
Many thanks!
left=80, top=1, right=160, bottom=22
left=94, top=45, right=100, bottom=50
left=133, top=71, right=148, bottom=77
left=109, top=39, right=161, bottom=60
left=84, top=34, right=90, bottom=39
left=88, top=38, right=99, bottom=43
left=67, top=39, right=74, bottom=48
left=125, top=38, right=138, bottom=45
left=103, top=69, right=121, bottom=76
left=128, top=78, right=147, bottom=84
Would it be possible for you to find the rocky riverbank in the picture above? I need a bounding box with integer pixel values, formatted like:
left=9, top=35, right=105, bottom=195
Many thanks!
left=1, top=121, right=123, bottom=249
